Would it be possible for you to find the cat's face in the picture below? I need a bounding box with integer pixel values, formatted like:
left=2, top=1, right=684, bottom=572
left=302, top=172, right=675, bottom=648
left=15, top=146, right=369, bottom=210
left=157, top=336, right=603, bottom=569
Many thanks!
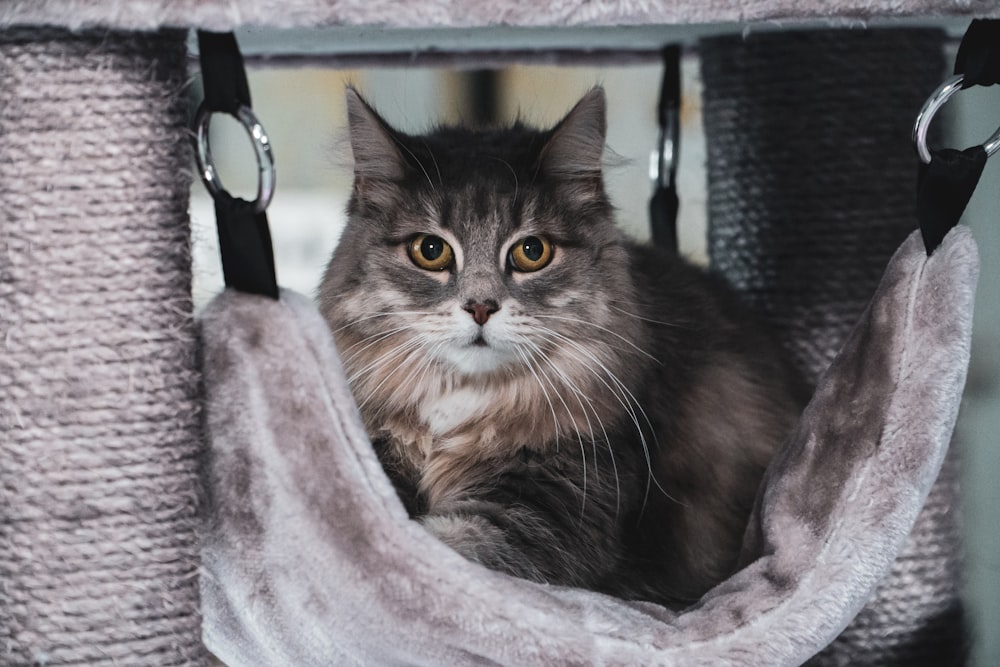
left=319, top=87, right=644, bottom=427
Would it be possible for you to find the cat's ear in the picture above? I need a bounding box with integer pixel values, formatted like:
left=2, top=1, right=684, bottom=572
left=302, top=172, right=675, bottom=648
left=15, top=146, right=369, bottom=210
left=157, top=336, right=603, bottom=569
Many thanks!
left=539, top=87, right=607, bottom=178
left=345, top=87, right=407, bottom=181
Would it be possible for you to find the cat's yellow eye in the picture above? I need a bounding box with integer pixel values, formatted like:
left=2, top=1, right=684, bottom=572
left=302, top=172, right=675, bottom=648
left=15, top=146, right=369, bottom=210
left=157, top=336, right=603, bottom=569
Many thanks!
left=408, top=233, right=454, bottom=271
left=509, top=236, right=553, bottom=272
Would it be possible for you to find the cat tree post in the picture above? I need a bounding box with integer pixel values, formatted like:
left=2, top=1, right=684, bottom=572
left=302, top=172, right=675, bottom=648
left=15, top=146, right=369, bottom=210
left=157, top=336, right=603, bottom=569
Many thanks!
left=700, top=28, right=963, bottom=665
left=0, top=29, right=207, bottom=664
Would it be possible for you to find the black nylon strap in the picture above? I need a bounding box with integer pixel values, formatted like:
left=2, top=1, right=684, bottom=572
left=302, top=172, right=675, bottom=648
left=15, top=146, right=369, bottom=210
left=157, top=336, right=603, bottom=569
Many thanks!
left=954, top=19, right=1000, bottom=88
left=213, top=197, right=279, bottom=300
left=197, top=32, right=253, bottom=113
left=917, top=20, right=998, bottom=255
left=195, top=31, right=278, bottom=299
left=649, top=188, right=679, bottom=253
left=649, top=45, right=681, bottom=253
left=917, top=146, right=988, bottom=254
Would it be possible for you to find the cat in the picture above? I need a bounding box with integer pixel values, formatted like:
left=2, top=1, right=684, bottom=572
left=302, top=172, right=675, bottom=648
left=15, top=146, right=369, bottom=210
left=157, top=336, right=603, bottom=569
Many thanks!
left=318, top=86, right=809, bottom=608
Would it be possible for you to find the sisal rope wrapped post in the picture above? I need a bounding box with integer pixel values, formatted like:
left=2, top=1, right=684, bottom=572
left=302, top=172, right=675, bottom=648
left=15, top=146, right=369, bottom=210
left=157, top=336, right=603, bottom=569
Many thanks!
left=700, top=28, right=964, bottom=665
left=0, top=29, right=207, bottom=664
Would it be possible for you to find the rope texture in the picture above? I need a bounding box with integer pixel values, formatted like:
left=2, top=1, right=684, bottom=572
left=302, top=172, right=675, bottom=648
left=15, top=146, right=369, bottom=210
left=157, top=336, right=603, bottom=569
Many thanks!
left=701, top=28, right=966, bottom=666
left=0, top=28, right=207, bottom=665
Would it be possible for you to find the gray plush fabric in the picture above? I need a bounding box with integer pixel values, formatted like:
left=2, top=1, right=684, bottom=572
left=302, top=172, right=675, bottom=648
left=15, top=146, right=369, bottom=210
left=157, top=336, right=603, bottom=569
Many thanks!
left=198, top=226, right=976, bottom=666
left=0, top=28, right=206, bottom=665
left=0, top=0, right=998, bottom=31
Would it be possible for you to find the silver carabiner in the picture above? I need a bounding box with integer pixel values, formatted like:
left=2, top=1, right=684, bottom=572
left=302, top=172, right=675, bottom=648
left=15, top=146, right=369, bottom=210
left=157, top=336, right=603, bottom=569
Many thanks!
left=194, top=103, right=276, bottom=214
left=913, top=74, right=1000, bottom=165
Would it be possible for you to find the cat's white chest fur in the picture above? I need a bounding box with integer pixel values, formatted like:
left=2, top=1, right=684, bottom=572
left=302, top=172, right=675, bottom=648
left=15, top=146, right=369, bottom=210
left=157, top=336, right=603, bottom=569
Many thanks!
left=419, top=387, right=493, bottom=438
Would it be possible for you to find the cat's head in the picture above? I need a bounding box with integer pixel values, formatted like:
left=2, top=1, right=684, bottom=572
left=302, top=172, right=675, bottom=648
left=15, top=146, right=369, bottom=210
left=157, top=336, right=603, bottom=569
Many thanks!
left=319, top=87, right=644, bottom=427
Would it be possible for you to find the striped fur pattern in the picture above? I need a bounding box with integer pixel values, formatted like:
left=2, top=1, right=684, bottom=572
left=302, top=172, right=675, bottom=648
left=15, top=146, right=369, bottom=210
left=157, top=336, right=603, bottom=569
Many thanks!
left=318, top=87, right=808, bottom=606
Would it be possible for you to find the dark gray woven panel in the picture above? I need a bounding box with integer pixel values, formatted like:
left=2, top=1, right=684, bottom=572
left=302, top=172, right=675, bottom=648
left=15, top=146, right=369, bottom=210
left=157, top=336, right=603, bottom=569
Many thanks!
left=0, top=29, right=207, bottom=665
left=701, top=28, right=945, bottom=382
left=700, top=28, right=965, bottom=666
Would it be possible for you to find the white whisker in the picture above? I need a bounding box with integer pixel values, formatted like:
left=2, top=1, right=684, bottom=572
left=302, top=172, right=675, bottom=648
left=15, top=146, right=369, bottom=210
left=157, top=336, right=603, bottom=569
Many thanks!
left=523, top=339, right=623, bottom=519
left=534, top=314, right=661, bottom=365
left=392, top=137, right=435, bottom=190
left=533, top=327, right=683, bottom=509
left=349, top=336, right=426, bottom=395
left=609, top=304, right=686, bottom=328
left=387, top=340, right=446, bottom=418
left=512, top=343, right=563, bottom=447
left=489, top=155, right=519, bottom=203
left=339, top=325, right=424, bottom=367
left=421, top=139, right=444, bottom=188
left=331, top=310, right=441, bottom=335
left=517, top=342, right=590, bottom=519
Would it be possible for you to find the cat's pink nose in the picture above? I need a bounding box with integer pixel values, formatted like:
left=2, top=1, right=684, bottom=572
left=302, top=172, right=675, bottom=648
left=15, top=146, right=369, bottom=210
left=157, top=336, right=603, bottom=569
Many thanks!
left=463, top=300, right=499, bottom=326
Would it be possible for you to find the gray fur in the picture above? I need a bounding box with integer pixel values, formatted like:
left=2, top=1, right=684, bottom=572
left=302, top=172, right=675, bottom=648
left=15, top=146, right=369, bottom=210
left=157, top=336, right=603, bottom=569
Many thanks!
left=318, top=87, right=809, bottom=606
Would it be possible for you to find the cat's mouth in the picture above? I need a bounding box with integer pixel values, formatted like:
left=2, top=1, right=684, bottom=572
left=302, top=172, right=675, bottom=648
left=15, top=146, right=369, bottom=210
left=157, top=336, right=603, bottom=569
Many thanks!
left=444, top=333, right=512, bottom=375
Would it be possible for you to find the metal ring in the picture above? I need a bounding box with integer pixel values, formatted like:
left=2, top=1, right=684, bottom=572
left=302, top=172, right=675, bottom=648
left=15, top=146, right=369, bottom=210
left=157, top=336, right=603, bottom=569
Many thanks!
left=913, top=74, right=1000, bottom=164
left=194, top=103, right=276, bottom=214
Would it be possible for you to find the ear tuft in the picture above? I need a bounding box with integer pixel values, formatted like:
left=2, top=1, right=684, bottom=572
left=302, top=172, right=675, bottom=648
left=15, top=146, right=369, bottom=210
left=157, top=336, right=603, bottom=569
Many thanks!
left=345, top=87, right=406, bottom=180
left=539, top=87, right=607, bottom=177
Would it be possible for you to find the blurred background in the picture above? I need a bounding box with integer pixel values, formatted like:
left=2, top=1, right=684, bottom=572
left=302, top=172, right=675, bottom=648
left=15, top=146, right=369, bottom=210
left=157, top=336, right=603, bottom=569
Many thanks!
left=189, top=33, right=999, bottom=665
left=189, top=61, right=706, bottom=305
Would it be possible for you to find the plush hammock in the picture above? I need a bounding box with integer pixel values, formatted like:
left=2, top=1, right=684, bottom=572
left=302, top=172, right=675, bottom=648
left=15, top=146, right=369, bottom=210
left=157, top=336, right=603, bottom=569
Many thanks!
left=1, top=2, right=997, bottom=666
left=197, top=226, right=977, bottom=665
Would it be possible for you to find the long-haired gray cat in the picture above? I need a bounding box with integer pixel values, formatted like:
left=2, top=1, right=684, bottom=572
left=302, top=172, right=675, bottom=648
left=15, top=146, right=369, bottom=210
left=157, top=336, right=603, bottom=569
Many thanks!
left=319, top=86, right=808, bottom=608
